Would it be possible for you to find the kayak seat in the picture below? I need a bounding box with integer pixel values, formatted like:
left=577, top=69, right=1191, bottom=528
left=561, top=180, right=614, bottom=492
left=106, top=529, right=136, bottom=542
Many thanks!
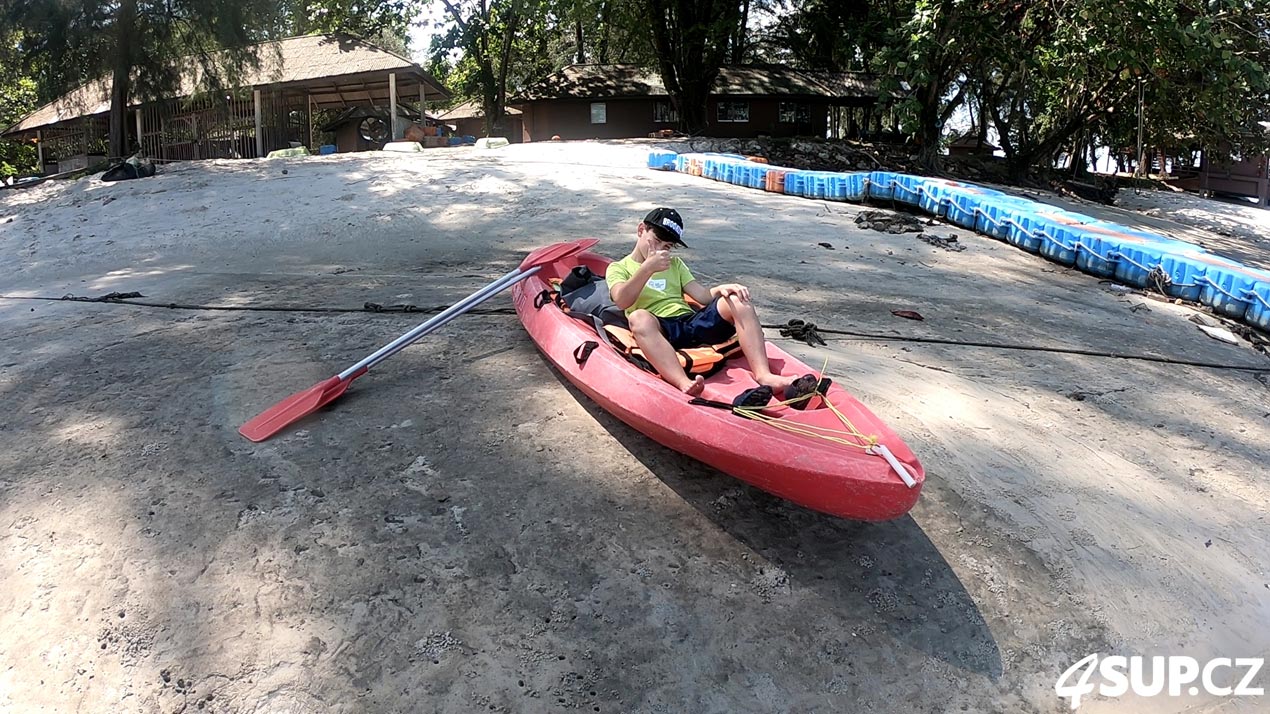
left=601, top=324, right=741, bottom=378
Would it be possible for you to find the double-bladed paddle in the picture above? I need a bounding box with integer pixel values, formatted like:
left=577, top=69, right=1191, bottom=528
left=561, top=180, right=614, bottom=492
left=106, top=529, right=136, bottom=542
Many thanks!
left=237, top=239, right=598, bottom=442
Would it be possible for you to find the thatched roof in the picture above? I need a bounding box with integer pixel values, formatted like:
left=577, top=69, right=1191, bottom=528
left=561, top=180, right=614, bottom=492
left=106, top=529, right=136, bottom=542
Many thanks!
left=515, top=64, right=880, bottom=103
left=3, top=34, right=450, bottom=137
left=435, top=100, right=523, bottom=121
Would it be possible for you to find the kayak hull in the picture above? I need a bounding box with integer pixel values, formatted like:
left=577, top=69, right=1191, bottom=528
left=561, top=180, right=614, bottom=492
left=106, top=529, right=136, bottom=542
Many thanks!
left=512, top=244, right=925, bottom=521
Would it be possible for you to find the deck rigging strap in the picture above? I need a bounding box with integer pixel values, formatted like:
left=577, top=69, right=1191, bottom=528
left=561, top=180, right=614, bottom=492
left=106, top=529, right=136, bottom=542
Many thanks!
left=722, top=361, right=918, bottom=488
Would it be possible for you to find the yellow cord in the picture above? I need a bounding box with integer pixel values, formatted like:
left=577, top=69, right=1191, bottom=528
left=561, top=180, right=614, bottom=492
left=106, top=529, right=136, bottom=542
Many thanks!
left=731, top=360, right=880, bottom=451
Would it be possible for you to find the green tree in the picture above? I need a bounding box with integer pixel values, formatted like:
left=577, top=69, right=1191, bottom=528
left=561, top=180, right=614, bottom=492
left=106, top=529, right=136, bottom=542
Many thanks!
left=763, top=0, right=876, bottom=70
left=3, top=0, right=282, bottom=159
left=644, top=0, right=744, bottom=134
left=429, top=0, right=581, bottom=135
left=977, top=0, right=1270, bottom=178
left=426, top=0, right=754, bottom=137
left=565, top=0, right=654, bottom=64
left=271, top=0, right=422, bottom=53
left=873, top=0, right=1017, bottom=169
left=1, top=31, right=39, bottom=177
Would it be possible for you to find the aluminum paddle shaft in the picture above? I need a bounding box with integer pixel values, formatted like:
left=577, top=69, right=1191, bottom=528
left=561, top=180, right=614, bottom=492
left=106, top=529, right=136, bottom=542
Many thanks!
left=339, top=266, right=538, bottom=379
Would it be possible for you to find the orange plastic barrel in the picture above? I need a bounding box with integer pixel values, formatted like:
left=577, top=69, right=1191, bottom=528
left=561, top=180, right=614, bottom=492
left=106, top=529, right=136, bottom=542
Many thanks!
left=766, top=170, right=786, bottom=193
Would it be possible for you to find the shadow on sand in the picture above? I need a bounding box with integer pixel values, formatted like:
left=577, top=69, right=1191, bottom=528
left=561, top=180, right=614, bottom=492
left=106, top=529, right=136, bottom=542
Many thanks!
left=543, top=364, right=1003, bottom=679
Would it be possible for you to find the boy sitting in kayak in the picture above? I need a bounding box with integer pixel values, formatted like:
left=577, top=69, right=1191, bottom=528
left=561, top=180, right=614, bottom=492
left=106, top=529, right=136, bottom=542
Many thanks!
left=607, top=207, right=810, bottom=399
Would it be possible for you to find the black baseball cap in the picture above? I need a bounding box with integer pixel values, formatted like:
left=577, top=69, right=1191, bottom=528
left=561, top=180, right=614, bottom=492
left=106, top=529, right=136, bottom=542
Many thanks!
left=643, top=207, right=686, bottom=246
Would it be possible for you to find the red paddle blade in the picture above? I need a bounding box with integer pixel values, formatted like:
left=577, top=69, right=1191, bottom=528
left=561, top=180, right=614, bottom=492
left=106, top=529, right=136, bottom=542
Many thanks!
left=519, top=238, right=599, bottom=271
left=238, top=374, right=356, bottom=442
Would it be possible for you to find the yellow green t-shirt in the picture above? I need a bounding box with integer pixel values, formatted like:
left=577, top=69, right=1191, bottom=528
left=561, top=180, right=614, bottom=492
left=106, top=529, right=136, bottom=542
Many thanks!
left=605, top=255, right=696, bottom=318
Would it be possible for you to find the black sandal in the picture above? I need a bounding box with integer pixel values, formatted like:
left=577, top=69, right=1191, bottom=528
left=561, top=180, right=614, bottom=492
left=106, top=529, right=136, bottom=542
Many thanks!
left=784, top=374, right=832, bottom=410
left=732, top=384, right=774, bottom=409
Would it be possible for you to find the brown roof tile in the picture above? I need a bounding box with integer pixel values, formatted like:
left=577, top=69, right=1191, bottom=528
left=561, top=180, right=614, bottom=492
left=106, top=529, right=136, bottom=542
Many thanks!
left=436, top=100, right=522, bottom=121
left=4, top=33, right=450, bottom=136
left=514, top=64, right=880, bottom=102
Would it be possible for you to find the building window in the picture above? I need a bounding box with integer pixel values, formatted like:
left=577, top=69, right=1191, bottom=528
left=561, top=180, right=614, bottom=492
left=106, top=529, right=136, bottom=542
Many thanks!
left=653, top=101, right=678, bottom=123
left=717, top=101, right=749, bottom=123
left=779, top=102, right=812, bottom=123
left=590, top=102, right=607, bottom=124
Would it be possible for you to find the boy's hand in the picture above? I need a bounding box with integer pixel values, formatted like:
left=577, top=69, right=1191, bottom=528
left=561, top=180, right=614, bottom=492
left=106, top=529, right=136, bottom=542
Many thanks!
left=713, top=283, right=751, bottom=302
left=643, top=249, right=673, bottom=273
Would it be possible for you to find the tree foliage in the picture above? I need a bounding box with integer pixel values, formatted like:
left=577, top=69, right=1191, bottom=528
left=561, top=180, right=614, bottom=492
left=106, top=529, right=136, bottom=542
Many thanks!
left=973, top=0, right=1270, bottom=176
left=1, top=30, right=39, bottom=177
left=429, top=0, right=535, bottom=135
left=762, top=0, right=875, bottom=71
left=425, top=0, right=647, bottom=133
left=424, top=0, right=752, bottom=136
left=270, top=0, right=422, bottom=54
left=644, top=0, right=743, bottom=133
left=3, top=0, right=281, bottom=158
left=758, top=0, right=1270, bottom=175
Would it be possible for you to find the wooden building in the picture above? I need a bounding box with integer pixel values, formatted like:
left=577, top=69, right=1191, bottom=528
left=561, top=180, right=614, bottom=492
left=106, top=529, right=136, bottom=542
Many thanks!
left=512, top=64, right=880, bottom=142
left=947, top=132, right=1000, bottom=157
left=1, top=33, right=450, bottom=173
left=1170, top=132, right=1269, bottom=207
left=1190, top=152, right=1270, bottom=208
left=435, top=101, right=523, bottom=142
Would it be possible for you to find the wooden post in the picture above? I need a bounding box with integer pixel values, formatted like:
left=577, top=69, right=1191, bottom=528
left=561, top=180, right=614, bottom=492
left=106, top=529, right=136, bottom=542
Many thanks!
left=389, top=72, right=399, bottom=140
left=307, top=93, right=313, bottom=150
left=254, top=89, right=263, bottom=158
left=418, top=82, right=426, bottom=124
left=36, top=130, right=44, bottom=173
left=134, top=110, right=142, bottom=155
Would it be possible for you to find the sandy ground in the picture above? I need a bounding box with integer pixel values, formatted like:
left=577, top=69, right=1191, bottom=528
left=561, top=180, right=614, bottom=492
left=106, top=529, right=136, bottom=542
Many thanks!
left=1, top=141, right=1268, bottom=713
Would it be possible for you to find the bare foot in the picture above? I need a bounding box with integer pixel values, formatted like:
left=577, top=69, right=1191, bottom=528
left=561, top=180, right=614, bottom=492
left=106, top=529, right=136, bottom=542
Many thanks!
left=755, top=373, right=796, bottom=392
left=680, top=375, right=705, bottom=396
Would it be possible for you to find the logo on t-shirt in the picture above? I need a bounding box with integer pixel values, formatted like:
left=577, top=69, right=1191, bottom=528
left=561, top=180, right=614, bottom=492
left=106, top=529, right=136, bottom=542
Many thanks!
left=648, top=279, right=667, bottom=291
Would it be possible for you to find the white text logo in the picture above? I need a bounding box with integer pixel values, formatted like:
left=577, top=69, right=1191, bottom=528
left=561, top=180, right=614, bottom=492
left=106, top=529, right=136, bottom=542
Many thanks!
left=1056, top=654, right=1264, bottom=710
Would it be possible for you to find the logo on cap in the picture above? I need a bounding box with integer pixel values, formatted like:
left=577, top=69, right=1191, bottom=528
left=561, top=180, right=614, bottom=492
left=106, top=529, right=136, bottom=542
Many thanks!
left=644, top=207, right=686, bottom=246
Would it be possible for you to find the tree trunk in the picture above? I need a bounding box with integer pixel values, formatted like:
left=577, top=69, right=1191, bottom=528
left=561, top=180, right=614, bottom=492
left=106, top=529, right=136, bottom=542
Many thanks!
left=732, top=0, right=749, bottom=64
left=480, top=60, right=499, bottom=136
left=491, top=11, right=516, bottom=137
left=976, top=97, right=989, bottom=147
left=915, top=85, right=942, bottom=171
left=675, top=71, right=714, bottom=135
left=646, top=0, right=738, bottom=136
left=108, top=0, right=138, bottom=159
left=598, top=0, right=612, bottom=62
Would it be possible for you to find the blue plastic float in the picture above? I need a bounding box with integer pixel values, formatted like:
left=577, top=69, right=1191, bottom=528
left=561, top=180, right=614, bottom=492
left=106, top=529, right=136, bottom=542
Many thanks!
left=942, top=188, right=982, bottom=230
left=1245, top=282, right=1270, bottom=331
left=1190, top=254, right=1264, bottom=320
left=867, top=171, right=898, bottom=201
left=647, top=151, right=678, bottom=170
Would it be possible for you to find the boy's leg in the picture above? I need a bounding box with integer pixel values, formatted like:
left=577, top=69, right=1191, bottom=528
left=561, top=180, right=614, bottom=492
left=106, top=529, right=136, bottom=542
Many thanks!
left=628, top=310, right=705, bottom=395
left=715, top=296, right=796, bottom=391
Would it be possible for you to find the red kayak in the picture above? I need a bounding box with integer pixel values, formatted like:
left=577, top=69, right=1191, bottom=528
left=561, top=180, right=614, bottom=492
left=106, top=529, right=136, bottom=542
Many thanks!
left=512, top=242, right=925, bottom=521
